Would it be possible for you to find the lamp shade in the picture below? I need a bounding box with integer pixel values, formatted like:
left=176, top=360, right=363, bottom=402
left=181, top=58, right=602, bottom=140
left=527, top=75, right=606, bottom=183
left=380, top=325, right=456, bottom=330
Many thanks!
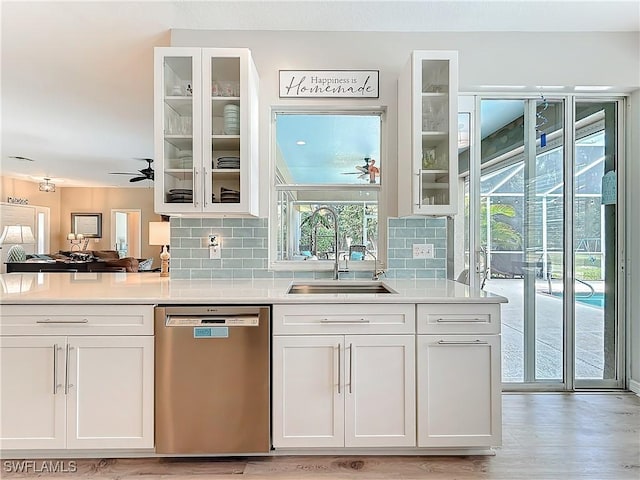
left=0, top=225, right=35, bottom=245
left=0, top=225, right=35, bottom=263
left=149, top=221, right=170, bottom=246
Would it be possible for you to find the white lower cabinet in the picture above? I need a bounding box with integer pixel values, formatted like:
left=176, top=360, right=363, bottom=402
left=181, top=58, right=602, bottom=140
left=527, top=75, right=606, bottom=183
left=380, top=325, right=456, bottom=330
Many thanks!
left=0, top=336, right=67, bottom=449
left=0, top=305, right=154, bottom=451
left=66, top=336, right=154, bottom=449
left=272, top=334, right=415, bottom=448
left=417, top=334, right=501, bottom=447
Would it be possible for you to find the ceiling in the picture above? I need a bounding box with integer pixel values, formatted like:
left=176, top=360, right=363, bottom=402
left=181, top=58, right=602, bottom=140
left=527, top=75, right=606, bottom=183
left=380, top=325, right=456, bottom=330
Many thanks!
left=2, top=1, right=638, bottom=188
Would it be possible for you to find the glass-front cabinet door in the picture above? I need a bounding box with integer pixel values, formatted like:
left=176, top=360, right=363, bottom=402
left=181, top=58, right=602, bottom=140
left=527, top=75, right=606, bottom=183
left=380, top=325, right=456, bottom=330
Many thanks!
left=154, top=48, right=201, bottom=213
left=398, top=50, right=458, bottom=216
left=154, top=47, right=259, bottom=216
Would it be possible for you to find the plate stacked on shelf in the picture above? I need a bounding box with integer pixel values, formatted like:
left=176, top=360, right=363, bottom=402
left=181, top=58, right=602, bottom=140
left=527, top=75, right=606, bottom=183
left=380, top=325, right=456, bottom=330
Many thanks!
left=223, top=104, right=240, bottom=135
left=167, top=188, right=193, bottom=203
left=171, top=150, right=193, bottom=169
left=220, top=187, right=240, bottom=203
left=216, top=156, right=240, bottom=169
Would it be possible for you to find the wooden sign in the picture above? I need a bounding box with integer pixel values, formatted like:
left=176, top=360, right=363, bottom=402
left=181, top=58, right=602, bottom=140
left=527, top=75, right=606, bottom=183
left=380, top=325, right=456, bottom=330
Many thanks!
left=279, top=70, right=379, bottom=98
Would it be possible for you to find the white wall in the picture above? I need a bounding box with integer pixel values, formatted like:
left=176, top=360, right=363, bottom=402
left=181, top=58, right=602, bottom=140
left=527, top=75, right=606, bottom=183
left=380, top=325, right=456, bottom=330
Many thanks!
left=171, top=29, right=640, bottom=390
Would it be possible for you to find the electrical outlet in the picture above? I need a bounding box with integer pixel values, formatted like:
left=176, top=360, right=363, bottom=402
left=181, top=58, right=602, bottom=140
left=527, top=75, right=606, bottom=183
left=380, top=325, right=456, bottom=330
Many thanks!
left=413, top=243, right=434, bottom=259
left=208, top=235, right=221, bottom=259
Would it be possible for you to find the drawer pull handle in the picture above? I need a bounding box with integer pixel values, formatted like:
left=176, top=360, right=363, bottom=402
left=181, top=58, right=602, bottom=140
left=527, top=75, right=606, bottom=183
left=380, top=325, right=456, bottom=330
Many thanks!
left=437, top=340, right=488, bottom=345
left=37, top=319, right=89, bottom=324
left=435, top=317, right=484, bottom=322
left=320, top=318, right=370, bottom=324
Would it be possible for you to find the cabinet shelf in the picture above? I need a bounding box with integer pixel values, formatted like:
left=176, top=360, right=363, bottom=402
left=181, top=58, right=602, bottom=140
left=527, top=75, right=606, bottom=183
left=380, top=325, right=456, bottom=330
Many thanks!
left=211, top=96, right=240, bottom=102
left=164, top=169, right=193, bottom=179
left=163, top=136, right=193, bottom=150
left=212, top=168, right=240, bottom=176
left=421, top=131, right=448, bottom=138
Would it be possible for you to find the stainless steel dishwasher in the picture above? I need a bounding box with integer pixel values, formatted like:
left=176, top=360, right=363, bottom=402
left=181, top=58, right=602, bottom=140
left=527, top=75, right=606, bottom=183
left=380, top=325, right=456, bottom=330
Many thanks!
left=154, top=305, right=270, bottom=454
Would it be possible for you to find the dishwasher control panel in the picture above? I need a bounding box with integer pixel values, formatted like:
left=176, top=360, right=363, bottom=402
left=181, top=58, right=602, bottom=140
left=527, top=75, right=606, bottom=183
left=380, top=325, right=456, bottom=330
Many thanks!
left=166, top=315, right=259, bottom=327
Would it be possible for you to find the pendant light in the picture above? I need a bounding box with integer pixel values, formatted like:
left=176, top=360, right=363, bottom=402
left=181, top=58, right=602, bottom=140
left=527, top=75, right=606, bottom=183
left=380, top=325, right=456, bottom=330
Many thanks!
left=39, top=178, right=56, bottom=192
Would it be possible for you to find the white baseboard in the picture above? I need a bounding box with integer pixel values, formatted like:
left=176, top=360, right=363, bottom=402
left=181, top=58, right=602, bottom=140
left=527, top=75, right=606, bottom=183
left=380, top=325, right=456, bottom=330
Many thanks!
left=629, top=379, right=640, bottom=396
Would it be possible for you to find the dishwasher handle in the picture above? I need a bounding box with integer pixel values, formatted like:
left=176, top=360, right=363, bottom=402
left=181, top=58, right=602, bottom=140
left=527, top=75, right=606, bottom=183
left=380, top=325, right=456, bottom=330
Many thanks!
left=165, top=315, right=259, bottom=326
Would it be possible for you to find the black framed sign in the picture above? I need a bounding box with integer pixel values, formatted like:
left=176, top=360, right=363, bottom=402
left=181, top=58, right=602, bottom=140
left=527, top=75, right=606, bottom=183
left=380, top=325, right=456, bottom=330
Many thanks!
left=71, top=213, right=102, bottom=238
left=279, top=70, right=379, bottom=98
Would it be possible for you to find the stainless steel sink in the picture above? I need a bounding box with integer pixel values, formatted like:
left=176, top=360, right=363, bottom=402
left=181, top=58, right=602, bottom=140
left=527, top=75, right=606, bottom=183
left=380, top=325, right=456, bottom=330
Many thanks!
left=286, top=281, right=397, bottom=295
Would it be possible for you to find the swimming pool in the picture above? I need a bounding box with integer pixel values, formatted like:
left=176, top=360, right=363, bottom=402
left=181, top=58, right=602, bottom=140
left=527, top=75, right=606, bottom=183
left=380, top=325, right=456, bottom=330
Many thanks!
left=551, top=292, right=604, bottom=308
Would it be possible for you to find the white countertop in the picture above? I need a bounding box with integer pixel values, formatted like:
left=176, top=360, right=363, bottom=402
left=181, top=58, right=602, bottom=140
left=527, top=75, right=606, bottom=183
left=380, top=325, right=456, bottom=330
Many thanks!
left=0, top=273, right=507, bottom=305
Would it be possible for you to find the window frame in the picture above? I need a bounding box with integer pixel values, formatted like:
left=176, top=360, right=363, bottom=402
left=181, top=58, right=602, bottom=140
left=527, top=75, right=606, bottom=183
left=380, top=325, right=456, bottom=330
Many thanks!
left=269, top=106, right=388, bottom=272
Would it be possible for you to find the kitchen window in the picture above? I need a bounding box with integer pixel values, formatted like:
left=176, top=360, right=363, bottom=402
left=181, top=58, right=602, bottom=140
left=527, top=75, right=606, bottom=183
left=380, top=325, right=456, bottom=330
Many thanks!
left=270, top=110, right=384, bottom=271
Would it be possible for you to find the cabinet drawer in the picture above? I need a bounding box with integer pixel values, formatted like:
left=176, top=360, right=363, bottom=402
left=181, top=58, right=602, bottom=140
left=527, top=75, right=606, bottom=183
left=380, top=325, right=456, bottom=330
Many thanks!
left=0, top=304, right=154, bottom=335
left=417, top=303, right=500, bottom=334
left=273, top=304, right=415, bottom=334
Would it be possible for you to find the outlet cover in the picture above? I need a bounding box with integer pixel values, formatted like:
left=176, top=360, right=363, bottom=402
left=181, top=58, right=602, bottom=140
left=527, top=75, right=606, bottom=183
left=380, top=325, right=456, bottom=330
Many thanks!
left=413, top=243, right=434, bottom=259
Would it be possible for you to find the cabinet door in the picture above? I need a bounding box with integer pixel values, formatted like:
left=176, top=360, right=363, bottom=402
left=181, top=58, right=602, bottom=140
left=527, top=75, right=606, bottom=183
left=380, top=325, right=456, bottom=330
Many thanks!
left=345, top=335, right=416, bottom=447
left=398, top=50, right=458, bottom=217
left=154, top=47, right=203, bottom=213
left=66, top=336, right=154, bottom=449
left=202, top=48, right=258, bottom=216
left=0, top=336, right=66, bottom=449
left=272, top=335, right=344, bottom=448
left=417, top=335, right=501, bottom=447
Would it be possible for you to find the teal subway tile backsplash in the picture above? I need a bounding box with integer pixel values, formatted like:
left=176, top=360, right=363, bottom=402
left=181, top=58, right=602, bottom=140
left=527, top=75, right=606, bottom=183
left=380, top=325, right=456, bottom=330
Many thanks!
left=170, top=216, right=447, bottom=280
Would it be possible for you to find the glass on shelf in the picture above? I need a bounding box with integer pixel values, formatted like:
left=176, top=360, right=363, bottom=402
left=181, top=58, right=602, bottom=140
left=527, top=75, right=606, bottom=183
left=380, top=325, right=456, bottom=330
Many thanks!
left=212, top=80, right=240, bottom=97
left=165, top=114, right=192, bottom=135
left=422, top=99, right=446, bottom=131
left=422, top=191, right=449, bottom=206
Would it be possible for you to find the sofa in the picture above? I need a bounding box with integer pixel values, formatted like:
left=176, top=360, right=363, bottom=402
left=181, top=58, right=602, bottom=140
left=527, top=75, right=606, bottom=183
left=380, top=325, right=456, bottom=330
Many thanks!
left=47, top=250, right=146, bottom=272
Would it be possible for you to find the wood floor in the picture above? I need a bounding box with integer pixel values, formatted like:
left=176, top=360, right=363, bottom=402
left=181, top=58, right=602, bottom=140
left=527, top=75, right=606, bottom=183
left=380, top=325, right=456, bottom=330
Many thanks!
left=3, top=393, right=639, bottom=479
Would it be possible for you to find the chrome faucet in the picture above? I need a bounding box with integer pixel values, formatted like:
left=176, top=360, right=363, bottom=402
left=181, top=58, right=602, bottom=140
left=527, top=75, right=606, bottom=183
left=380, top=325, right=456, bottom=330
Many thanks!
left=367, top=248, right=386, bottom=280
left=309, top=206, right=340, bottom=280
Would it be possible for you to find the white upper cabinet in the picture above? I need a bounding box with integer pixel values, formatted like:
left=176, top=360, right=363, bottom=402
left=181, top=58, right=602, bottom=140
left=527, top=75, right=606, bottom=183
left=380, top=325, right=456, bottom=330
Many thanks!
left=398, top=51, right=458, bottom=216
left=154, top=47, right=259, bottom=216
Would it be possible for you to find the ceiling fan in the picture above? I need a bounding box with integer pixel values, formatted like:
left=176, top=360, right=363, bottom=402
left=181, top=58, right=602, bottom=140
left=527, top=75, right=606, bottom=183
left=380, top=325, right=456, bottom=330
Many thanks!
left=110, top=158, right=154, bottom=182
left=341, top=157, right=380, bottom=183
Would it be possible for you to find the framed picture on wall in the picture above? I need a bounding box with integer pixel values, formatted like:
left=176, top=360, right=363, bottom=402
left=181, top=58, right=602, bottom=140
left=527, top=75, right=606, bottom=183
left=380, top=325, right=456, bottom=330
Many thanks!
left=71, top=213, right=102, bottom=238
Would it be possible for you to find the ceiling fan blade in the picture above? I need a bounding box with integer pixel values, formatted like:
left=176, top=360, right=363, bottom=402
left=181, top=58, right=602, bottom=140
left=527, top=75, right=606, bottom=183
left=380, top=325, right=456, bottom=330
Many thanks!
left=129, top=176, right=147, bottom=182
left=109, top=172, right=138, bottom=175
left=9, top=155, right=35, bottom=161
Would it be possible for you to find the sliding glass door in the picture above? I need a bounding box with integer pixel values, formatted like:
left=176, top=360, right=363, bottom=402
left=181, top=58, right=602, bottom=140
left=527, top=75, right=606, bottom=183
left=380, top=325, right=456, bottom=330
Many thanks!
left=460, top=95, right=624, bottom=390
left=573, top=100, right=623, bottom=387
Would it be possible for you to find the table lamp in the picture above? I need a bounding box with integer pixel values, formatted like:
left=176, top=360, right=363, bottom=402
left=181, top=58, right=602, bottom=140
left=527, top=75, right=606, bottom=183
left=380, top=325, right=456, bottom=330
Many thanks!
left=149, top=221, right=170, bottom=277
left=0, top=225, right=35, bottom=262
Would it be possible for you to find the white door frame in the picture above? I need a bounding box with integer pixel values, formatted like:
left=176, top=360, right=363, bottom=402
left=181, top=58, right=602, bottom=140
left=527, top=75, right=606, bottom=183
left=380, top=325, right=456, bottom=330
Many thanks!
left=110, top=209, right=141, bottom=258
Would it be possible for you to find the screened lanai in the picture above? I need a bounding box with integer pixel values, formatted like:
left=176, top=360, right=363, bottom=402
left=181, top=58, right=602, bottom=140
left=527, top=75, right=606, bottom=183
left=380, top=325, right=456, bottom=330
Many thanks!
left=482, top=129, right=606, bottom=285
